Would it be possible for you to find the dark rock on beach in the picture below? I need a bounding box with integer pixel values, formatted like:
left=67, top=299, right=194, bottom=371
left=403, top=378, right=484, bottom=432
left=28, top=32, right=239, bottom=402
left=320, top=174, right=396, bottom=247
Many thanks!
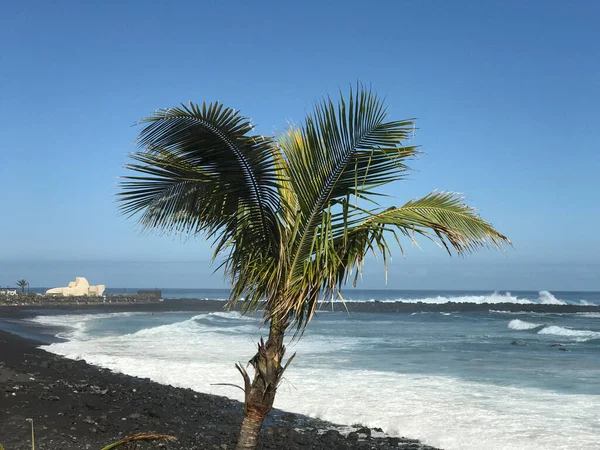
left=0, top=329, right=440, bottom=450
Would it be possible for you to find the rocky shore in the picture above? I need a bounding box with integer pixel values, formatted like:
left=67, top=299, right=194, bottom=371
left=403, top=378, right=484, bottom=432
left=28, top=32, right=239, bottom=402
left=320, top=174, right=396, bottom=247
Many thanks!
left=0, top=293, right=160, bottom=307
left=2, top=293, right=598, bottom=315
left=0, top=329, right=440, bottom=450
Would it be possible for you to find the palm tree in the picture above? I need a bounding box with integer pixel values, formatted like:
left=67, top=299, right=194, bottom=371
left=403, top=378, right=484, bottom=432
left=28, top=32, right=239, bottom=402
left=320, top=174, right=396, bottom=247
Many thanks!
left=118, top=86, right=510, bottom=450
left=16, top=279, right=29, bottom=294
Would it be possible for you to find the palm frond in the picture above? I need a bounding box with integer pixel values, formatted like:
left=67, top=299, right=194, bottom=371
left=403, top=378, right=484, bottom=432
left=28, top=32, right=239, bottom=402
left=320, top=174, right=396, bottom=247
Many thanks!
left=119, top=102, right=280, bottom=243
left=275, top=191, right=510, bottom=330
left=280, top=85, right=418, bottom=301
left=362, top=191, right=511, bottom=255
left=101, top=432, right=176, bottom=450
left=118, top=102, right=283, bottom=306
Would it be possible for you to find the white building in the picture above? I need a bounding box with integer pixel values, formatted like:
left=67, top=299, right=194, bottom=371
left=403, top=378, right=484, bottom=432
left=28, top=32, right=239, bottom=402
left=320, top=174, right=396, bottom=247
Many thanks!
left=0, top=288, right=17, bottom=296
left=46, top=277, right=105, bottom=297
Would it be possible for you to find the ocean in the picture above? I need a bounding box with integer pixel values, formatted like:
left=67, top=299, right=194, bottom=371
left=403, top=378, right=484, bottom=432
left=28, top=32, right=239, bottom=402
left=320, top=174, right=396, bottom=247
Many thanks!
left=23, top=290, right=600, bottom=450
left=25, top=287, right=600, bottom=305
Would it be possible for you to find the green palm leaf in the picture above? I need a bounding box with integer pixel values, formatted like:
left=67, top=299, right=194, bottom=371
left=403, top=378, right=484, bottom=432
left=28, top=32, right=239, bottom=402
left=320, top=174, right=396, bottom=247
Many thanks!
left=278, top=192, right=509, bottom=329
left=118, top=103, right=282, bottom=300
left=279, top=86, right=418, bottom=303
left=363, top=191, right=510, bottom=254
left=119, top=102, right=280, bottom=243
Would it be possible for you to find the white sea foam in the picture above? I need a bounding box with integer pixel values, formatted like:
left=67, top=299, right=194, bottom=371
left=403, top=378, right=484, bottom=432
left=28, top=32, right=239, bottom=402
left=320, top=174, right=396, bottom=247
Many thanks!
left=28, top=312, right=142, bottom=340
left=508, top=319, right=543, bottom=330
left=200, top=311, right=256, bottom=321
left=578, top=300, right=595, bottom=306
left=507, top=318, right=600, bottom=341
left=537, top=325, right=600, bottom=342
left=347, top=291, right=567, bottom=305
left=29, top=312, right=141, bottom=327
left=39, top=312, right=600, bottom=450
left=537, top=291, right=565, bottom=305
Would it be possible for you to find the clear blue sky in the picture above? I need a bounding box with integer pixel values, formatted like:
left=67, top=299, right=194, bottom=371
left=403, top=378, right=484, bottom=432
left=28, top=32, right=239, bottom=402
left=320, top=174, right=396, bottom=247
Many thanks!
left=1, top=0, right=598, bottom=290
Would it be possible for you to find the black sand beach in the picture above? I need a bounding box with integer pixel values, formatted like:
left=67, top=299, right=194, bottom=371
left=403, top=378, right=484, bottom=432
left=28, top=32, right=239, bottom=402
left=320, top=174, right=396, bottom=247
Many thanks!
left=0, top=301, right=443, bottom=450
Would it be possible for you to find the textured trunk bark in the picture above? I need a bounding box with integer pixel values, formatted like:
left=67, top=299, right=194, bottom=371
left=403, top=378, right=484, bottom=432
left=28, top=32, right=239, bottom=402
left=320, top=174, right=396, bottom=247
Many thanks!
left=236, top=409, right=265, bottom=450
left=235, top=319, right=291, bottom=450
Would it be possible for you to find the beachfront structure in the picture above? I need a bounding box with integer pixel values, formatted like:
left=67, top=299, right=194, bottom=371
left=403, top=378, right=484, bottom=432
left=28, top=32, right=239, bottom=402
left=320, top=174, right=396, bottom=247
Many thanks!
left=0, top=288, right=17, bottom=296
left=138, top=289, right=162, bottom=298
left=46, top=277, right=105, bottom=297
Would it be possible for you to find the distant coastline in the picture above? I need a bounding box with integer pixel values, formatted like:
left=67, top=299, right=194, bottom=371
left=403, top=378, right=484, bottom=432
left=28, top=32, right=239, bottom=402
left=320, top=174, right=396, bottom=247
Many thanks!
left=1, top=294, right=599, bottom=318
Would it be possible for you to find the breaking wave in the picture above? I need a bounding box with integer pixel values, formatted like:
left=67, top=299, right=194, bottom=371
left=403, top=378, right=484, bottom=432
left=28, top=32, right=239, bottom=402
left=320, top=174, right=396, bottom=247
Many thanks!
left=28, top=312, right=142, bottom=340
left=351, top=290, right=567, bottom=305
left=508, top=318, right=600, bottom=342
left=537, top=325, right=600, bottom=342
left=508, top=319, right=543, bottom=330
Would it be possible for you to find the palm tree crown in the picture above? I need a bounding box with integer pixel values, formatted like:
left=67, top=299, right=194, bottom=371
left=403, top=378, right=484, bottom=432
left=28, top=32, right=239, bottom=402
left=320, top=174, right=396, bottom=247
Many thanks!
left=119, top=86, right=509, bottom=330
left=16, top=279, right=29, bottom=293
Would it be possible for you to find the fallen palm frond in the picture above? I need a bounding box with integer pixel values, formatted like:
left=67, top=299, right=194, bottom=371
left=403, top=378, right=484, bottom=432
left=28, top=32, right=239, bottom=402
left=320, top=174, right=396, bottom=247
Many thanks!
left=101, top=432, right=177, bottom=450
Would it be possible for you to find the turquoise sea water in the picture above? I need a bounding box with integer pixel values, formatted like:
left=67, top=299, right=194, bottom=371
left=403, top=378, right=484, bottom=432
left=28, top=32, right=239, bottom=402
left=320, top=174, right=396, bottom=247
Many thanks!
left=20, top=290, right=600, bottom=450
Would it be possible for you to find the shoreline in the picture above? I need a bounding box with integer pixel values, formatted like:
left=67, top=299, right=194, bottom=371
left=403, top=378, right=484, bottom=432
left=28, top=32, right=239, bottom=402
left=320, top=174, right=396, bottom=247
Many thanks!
left=0, top=307, right=441, bottom=450
left=2, top=300, right=598, bottom=449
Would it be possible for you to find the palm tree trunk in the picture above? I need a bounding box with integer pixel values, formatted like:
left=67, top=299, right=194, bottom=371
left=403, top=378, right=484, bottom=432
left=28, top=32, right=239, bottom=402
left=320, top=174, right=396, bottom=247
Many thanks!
left=235, top=319, right=290, bottom=450
left=236, top=409, right=265, bottom=450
